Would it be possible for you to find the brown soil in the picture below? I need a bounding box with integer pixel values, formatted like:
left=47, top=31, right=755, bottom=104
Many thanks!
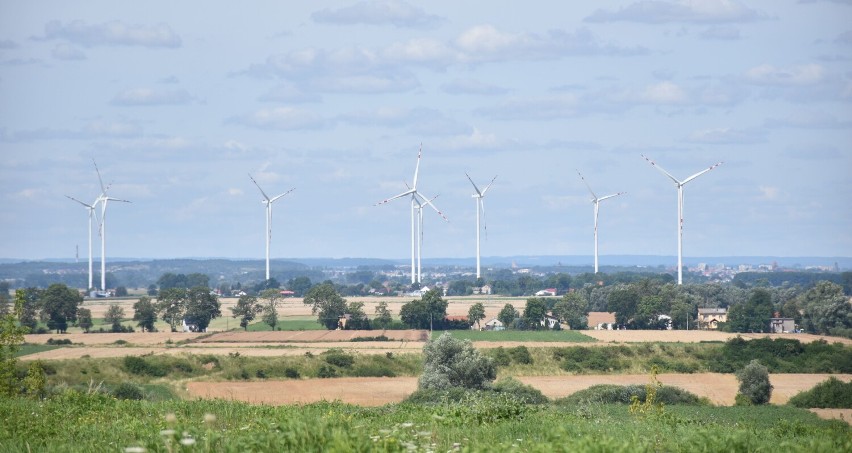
left=582, top=330, right=852, bottom=345
left=24, top=332, right=206, bottom=345
left=809, top=409, right=852, bottom=425
left=199, top=330, right=429, bottom=343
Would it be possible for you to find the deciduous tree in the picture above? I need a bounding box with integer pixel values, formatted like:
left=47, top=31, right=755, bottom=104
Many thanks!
left=104, top=303, right=125, bottom=331
left=132, top=296, right=158, bottom=332
left=184, top=287, right=220, bottom=332
left=373, top=301, right=393, bottom=329
left=468, top=302, right=485, bottom=330
left=76, top=308, right=93, bottom=333
left=553, top=291, right=588, bottom=330
left=419, top=332, right=496, bottom=390
left=39, top=283, right=82, bottom=333
left=303, top=283, right=347, bottom=329
left=230, top=294, right=261, bottom=330
left=497, top=303, right=518, bottom=328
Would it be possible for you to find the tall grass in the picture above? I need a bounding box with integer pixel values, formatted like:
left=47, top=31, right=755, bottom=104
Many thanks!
left=433, top=329, right=596, bottom=342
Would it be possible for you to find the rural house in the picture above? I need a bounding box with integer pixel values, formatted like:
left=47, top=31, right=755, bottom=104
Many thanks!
left=697, top=308, right=727, bottom=330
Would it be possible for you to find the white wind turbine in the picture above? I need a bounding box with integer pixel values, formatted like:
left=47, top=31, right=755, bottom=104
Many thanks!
left=577, top=170, right=624, bottom=274
left=411, top=192, right=442, bottom=284
left=642, top=155, right=723, bottom=285
left=375, top=145, right=448, bottom=284
left=65, top=194, right=100, bottom=290
left=93, top=160, right=130, bottom=293
left=465, top=173, right=497, bottom=280
left=248, top=174, right=295, bottom=282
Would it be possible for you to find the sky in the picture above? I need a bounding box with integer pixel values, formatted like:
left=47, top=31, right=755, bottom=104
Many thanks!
left=0, top=0, right=850, bottom=263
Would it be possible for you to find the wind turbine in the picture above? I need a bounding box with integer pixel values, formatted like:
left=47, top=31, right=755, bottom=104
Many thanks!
left=248, top=174, right=295, bottom=282
left=375, top=145, right=447, bottom=284
left=65, top=194, right=100, bottom=291
left=411, top=192, right=441, bottom=284
left=465, top=173, right=497, bottom=280
left=641, top=155, right=723, bottom=285
left=92, top=160, right=130, bottom=293
left=577, top=170, right=624, bottom=274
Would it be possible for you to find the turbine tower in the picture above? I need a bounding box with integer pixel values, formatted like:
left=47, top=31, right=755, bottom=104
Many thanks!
left=577, top=170, right=624, bottom=274
left=375, top=145, right=447, bottom=284
left=641, top=155, right=723, bottom=285
left=248, top=174, right=295, bottom=282
left=465, top=173, right=497, bottom=280
left=93, top=160, right=130, bottom=293
left=411, top=193, right=441, bottom=284
left=65, top=195, right=100, bottom=290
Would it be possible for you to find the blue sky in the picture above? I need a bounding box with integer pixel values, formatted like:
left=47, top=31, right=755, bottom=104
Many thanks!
left=1, top=1, right=850, bottom=261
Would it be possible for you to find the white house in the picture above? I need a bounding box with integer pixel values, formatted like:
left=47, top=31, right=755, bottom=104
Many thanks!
left=483, top=318, right=505, bottom=331
left=535, top=288, right=557, bottom=297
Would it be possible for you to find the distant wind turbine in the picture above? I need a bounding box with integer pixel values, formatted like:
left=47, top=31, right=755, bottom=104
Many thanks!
left=411, top=192, right=441, bottom=284
left=375, top=145, right=448, bottom=284
left=641, top=155, right=723, bottom=285
left=248, top=174, right=295, bottom=282
left=65, top=194, right=101, bottom=290
left=577, top=170, right=624, bottom=274
left=93, top=159, right=130, bottom=293
left=465, top=173, right=497, bottom=280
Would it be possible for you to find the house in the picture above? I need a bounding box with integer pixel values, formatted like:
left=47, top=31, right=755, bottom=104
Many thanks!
left=769, top=317, right=796, bottom=333
left=473, top=284, right=492, bottom=295
left=697, top=308, right=728, bottom=330
left=541, top=312, right=560, bottom=329
left=337, top=313, right=352, bottom=330
left=657, top=314, right=673, bottom=330
left=182, top=318, right=202, bottom=332
left=588, top=312, right=616, bottom=330
left=483, top=318, right=504, bottom=331
left=535, top=288, right=557, bottom=297
left=279, top=290, right=295, bottom=297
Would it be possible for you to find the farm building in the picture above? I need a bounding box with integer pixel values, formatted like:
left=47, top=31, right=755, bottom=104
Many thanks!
left=769, top=317, right=796, bottom=333
left=697, top=308, right=727, bottom=330
left=483, top=318, right=504, bottom=331
left=588, top=312, right=616, bottom=330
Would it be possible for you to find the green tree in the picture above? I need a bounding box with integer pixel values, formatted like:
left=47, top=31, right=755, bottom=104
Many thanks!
left=104, top=303, right=125, bottom=331
left=523, top=298, right=548, bottom=330
left=735, top=359, right=773, bottom=405
left=373, top=301, right=393, bottom=329
left=468, top=302, right=485, bottom=330
left=230, top=295, right=261, bottom=330
left=303, top=283, right=347, bottom=329
left=114, top=286, right=128, bottom=297
left=418, top=332, right=496, bottom=390
left=447, top=280, right=473, bottom=296
left=553, top=291, right=588, bottom=330
left=146, top=284, right=158, bottom=297
left=132, top=296, right=158, bottom=332
left=23, top=360, right=46, bottom=399
left=607, top=286, right=639, bottom=327
left=259, top=289, right=284, bottom=330
left=497, top=303, right=518, bottom=328
left=288, top=276, right=313, bottom=297
left=156, top=288, right=187, bottom=332
left=39, top=283, right=83, bottom=333
left=399, top=289, right=448, bottom=330
left=184, top=287, right=221, bottom=332
left=726, top=288, right=773, bottom=333
left=76, top=308, right=93, bottom=333
left=344, top=301, right=370, bottom=330
left=800, top=281, right=850, bottom=335
left=0, top=290, right=29, bottom=396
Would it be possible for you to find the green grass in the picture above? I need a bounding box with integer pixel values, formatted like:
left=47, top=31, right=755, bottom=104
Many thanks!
left=433, top=329, right=596, bottom=342
left=0, top=393, right=848, bottom=452
left=14, top=344, right=60, bottom=357
left=246, top=317, right=325, bottom=331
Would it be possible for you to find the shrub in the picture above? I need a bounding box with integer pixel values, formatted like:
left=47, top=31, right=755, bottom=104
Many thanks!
left=123, top=356, right=166, bottom=377
left=508, top=346, right=533, bottom=365
left=284, top=367, right=300, bottom=379
left=112, top=383, right=143, bottom=400
left=404, top=387, right=475, bottom=405
left=418, top=332, right=495, bottom=390
left=736, top=359, right=772, bottom=405
left=255, top=369, right=267, bottom=379
left=323, top=350, right=355, bottom=368
left=555, top=384, right=706, bottom=406
left=352, top=363, right=396, bottom=377
left=492, top=377, right=547, bottom=404
left=489, top=347, right=511, bottom=367
left=46, top=338, right=72, bottom=345
left=788, top=377, right=852, bottom=409
left=317, top=365, right=337, bottom=378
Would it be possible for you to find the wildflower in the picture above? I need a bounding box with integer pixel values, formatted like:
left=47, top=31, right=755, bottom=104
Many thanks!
left=203, top=413, right=217, bottom=424
left=180, top=438, right=196, bottom=446
left=164, top=413, right=177, bottom=424
left=400, top=422, right=414, bottom=428
left=124, top=447, right=146, bottom=453
left=159, top=429, right=176, bottom=436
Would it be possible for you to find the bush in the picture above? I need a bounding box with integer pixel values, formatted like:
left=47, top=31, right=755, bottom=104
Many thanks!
left=736, top=359, right=772, bottom=405
left=404, top=387, right=476, bottom=405
left=323, top=350, right=355, bottom=368
left=492, top=377, right=548, bottom=404
left=418, top=333, right=495, bottom=390
left=46, top=338, right=72, bottom=345
left=556, top=347, right=626, bottom=373
left=284, top=367, right=300, bottom=379
left=317, top=365, right=337, bottom=378
left=489, top=348, right=511, bottom=367
left=508, top=346, right=533, bottom=365
left=555, top=384, right=706, bottom=406
left=122, top=356, right=166, bottom=377
left=112, top=383, right=143, bottom=400
left=352, top=363, right=396, bottom=377
left=788, top=377, right=852, bottom=408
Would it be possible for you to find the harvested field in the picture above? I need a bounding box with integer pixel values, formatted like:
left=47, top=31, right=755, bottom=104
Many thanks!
left=185, top=373, right=852, bottom=407
left=582, top=330, right=852, bottom=345
left=23, top=332, right=206, bottom=346
left=200, top=330, right=429, bottom=343
left=810, top=409, right=852, bottom=425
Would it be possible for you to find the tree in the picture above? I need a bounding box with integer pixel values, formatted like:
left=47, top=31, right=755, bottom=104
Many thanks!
left=726, top=288, right=773, bottom=333
left=77, top=308, right=93, bottom=333
left=607, top=286, right=639, bottom=327
left=39, top=283, right=83, bottom=333
left=447, top=280, right=472, bottom=296
left=288, top=277, right=313, bottom=297
left=735, top=359, right=772, bottom=405
left=157, top=288, right=187, bottom=332
left=303, top=283, right=347, bottom=329
left=184, top=287, right=221, bottom=332
left=344, top=301, right=370, bottom=330
left=553, top=291, right=588, bottom=330
left=799, top=281, right=850, bottom=335
left=114, top=286, right=128, bottom=297
left=259, top=289, right=284, bottom=330
left=498, top=303, right=518, bottom=328
left=104, top=303, right=125, bottom=331
left=523, top=298, right=548, bottom=330
left=399, top=289, right=448, bottom=330
left=147, top=284, right=158, bottom=297
left=373, top=301, right=393, bottom=329
left=468, top=302, right=485, bottom=330
left=132, top=296, right=158, bottom=332
left=230, top=295, right=261, bottom=330
left=1, top=290, right=29, bottom=396
left=418, top=332, right=496, bottom=390
left=18, top=288, right=40, bottom=332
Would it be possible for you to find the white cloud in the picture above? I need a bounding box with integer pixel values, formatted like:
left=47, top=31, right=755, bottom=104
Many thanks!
left=638, top=81, right=688, bottom=103
left=0, top=119, right=142, bottom=142
left=441, top=78, right=509, bottom=95
left=700, top=26, right=741, bottom=40
left=43, top=20, right=181, bottom=48
left=111, top=88, right=194, bottom=106
left=258, top=83, right=322, bottom=103
left=338, top=107, right=470, bottom=136
left=311, top=0, right=444, bottom=28
left=382, top=38, right=456, bottom=65
left=51, top=43, right=86, bottom=60
left=586, top=0, right=766, bottom=24
left=308, top=72, right=419, bottom=93
left=745, top=64, right=825, bottom=86
left=765, top=111, right=852, bottom=129
left=687, top=127, right=766, bottom=144
left=440, top=128, right=502, bottom=151
left=758, top=186, right=779, bottom=200
left=229, top=107, right=327, bottom=131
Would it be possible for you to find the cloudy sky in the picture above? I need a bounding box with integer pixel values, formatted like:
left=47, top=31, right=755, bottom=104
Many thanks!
left=1, top=1, right=850, bottom=262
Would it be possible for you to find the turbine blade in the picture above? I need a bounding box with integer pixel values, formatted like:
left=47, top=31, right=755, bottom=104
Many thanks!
left=480, top=198, right=488, bottom=240
left=92, top=159, right=107, bottom=194
left=641, top=154, right=681, bottom=185
left=375, top=189, right=415, bottom=206
left=411, top=144, right=422, bottom=190
left=270, top=188, right=295, bottom=203
left=480, top=175, right=497, bottom=196
left=576, top=170, right=598, bottom=200
left=418, top=192, right=448, bottom=222
left=598, top=192, right=626, bottom=202
left=465, top=172, right=483, bottom=196
left=66, top=195, right=93, bottom=209
left=104, top=197, right=131, bottom=203
left=248, top=173, right=272, bottom=201
left=682, top=161, right=724, bottom=185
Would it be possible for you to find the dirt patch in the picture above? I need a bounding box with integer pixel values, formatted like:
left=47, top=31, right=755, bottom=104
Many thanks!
left=199, top=330, right=429, bottom=343
left=582, top=330, right=852, bottom=345
left=184, top=373, right=852, bottom=407
left=809, top=409, right=852, bottom=425
left=24, top=332, right=206, bottom=346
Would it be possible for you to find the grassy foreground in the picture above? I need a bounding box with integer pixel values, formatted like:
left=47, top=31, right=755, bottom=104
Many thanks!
left=1, top=392, right=849, bottom=452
